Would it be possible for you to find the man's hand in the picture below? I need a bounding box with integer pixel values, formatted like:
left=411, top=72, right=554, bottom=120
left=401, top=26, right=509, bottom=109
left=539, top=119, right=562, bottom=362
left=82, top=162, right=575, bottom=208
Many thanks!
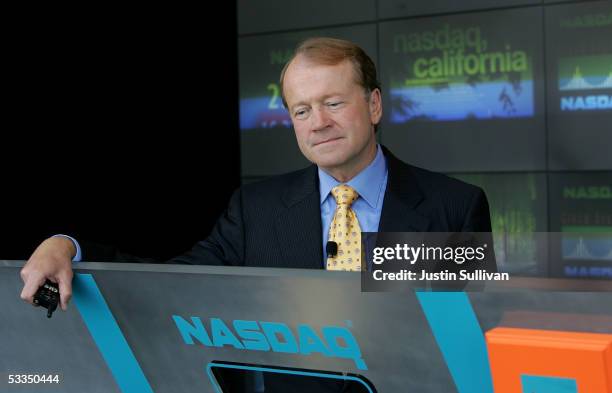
left=20, top=236, right=76, bottom=311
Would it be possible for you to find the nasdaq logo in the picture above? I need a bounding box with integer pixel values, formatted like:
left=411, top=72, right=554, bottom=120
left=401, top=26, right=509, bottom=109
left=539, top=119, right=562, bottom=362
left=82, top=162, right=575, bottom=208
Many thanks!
left=172, top=316, right=367, bottom=370
left=564, top=265, right=612, bottom=278
left=560, top=95, right=612, bottom=111
left=557, top=55, right=612, bottom=111
left=563, top=186, right=612, bottom=200
left=560, top=13, right=612, bottom=29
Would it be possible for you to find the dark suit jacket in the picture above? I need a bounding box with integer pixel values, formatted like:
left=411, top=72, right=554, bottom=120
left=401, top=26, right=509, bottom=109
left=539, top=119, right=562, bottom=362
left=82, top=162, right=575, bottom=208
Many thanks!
left=169, top=146, right=493, bottom=269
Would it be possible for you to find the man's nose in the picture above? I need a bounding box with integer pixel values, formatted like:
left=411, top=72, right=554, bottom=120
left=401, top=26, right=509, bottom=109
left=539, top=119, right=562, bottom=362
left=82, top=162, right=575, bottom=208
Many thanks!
left=310, top=107, right=331, bottom=131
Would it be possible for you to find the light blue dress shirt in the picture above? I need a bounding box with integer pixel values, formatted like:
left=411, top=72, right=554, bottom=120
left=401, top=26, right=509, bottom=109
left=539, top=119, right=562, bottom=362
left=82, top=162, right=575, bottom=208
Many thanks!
left=52, top=234, right=82, bottom=262
left=318, top=144, right=388, bottom=266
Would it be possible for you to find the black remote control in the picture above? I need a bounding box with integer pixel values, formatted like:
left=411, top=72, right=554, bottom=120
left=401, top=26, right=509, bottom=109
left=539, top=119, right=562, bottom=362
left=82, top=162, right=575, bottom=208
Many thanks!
left=33, top=279, right=59, bottom=318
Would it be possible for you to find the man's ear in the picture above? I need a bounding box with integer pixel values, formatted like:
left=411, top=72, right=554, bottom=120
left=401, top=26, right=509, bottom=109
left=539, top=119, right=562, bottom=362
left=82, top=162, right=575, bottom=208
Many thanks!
left=369, top=88, right=383, bottom=125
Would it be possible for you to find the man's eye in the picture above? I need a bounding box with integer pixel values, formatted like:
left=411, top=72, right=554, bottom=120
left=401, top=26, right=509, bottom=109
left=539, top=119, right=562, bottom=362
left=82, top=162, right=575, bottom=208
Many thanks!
left=327, top=102, right=342, bottom=108
left=294, top=109, right=307, bottom=117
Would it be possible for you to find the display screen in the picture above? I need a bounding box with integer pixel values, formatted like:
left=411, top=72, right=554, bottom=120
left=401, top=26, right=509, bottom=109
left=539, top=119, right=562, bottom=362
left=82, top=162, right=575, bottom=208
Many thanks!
left=546, top=1, right=612, bottom=170
left=554, top=8, right=612, bottom=113
left=382, top=11, right=537, bottom=123
left=558, top=54, right=612, bottom=112
left=549, top=172, right=612, bottom=279
left=379, top=7, right=546, bottom=173
left=451, top=173, right=547, bottom=275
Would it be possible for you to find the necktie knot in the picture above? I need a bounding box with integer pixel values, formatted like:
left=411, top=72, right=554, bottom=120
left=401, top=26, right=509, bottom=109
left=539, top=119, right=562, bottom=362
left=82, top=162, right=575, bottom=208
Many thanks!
left=331, top=185, right=358, bottom=207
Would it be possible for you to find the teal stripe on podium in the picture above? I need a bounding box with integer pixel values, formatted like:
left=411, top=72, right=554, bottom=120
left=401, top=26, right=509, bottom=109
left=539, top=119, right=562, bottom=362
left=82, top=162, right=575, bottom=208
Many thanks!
left=73, top=273, right=153, bottom=393
left=416, top=292, right=493, bottom=393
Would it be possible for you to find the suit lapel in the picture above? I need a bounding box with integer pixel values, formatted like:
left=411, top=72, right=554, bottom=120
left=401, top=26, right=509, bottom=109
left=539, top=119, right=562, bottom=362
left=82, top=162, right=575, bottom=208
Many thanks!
left=379, top=146, right=431, bottom=232
left=275, top=165, right=323, bottom=269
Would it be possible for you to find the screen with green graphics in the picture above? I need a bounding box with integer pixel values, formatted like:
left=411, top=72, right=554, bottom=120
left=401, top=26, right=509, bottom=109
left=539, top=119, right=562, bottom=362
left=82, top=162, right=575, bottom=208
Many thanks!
left=451, top=173, right=547, bottom=276
left=549, top=172, right=612, bottom=279
left=558, top=54, right=612, bottom=111
left=381, top=11, right=538, bottom=122
left=379, top=7, right=545, bottom=173
left=546, top=1, right=612, bottom=170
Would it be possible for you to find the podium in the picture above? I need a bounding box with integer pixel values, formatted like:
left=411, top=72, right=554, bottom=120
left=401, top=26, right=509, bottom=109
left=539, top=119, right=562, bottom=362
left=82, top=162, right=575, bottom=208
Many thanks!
left=2, top=260, right=612, bottom=393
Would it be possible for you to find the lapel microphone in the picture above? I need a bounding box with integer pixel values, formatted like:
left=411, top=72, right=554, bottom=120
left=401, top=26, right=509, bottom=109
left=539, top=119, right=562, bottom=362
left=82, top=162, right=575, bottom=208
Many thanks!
left=326, top=241, right=338, bottom=258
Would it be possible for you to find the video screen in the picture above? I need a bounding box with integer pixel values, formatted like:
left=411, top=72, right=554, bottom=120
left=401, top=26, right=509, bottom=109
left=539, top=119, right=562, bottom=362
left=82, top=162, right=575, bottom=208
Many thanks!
left=386, top=28, right=534, bottom=122
left=549, top=172, right=612, bottom=279
left=451, top=173, right=547, bottom=275
left=380, top=8, right=541, bottom=123
left=379, top=7, right=546, bottom=172
left=546, top=1, right=612, bottom=170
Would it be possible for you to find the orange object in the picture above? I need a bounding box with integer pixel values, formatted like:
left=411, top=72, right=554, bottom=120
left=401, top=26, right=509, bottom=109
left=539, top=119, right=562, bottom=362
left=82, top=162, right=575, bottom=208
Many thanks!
left=485, top=327, right=612, bottom=393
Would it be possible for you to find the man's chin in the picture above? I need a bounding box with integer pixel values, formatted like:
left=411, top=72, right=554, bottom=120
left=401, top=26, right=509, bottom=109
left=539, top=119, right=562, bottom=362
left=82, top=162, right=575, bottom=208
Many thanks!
left=310, top=154, right=347, bottom=171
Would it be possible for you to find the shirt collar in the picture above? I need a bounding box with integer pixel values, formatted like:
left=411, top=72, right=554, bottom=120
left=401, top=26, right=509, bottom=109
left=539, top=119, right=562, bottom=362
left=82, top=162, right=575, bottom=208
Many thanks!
left=318, top=144, right=387, bottom=209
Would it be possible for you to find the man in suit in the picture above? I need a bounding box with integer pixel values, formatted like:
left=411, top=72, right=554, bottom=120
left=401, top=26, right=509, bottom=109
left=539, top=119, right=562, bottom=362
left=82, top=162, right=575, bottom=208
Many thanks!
left=21, top=37, right=494, bottom=307
left=19, top=36, right=495, bottom=393
left=21, top=36, right=493, bottom=312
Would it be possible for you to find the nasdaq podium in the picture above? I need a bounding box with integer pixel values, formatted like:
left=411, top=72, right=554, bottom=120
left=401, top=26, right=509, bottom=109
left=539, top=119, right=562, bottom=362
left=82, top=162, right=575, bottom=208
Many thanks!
left=2, top=260, right=612, bottom=393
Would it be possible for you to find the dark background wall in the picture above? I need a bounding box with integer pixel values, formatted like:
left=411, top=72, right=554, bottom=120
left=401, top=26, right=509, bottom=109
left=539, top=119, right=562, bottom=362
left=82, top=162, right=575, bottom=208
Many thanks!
left=2, top=4, right=240, bottom=260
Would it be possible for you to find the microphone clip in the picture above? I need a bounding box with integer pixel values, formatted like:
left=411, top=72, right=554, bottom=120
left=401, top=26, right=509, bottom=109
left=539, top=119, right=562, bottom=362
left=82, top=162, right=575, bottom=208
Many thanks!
left=326, top=241, right=338, bottom=258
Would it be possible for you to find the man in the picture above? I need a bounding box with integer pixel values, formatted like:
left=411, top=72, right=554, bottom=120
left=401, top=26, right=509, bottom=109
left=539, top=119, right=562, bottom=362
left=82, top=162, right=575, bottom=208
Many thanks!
left=19, top=36, right=494, bottom=393
left=21, top=37, right=493, bottom=313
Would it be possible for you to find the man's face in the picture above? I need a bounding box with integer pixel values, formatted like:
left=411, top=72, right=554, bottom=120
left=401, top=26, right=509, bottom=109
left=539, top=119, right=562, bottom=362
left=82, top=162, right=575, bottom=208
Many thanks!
left=282, top=55, right=382, bottom=180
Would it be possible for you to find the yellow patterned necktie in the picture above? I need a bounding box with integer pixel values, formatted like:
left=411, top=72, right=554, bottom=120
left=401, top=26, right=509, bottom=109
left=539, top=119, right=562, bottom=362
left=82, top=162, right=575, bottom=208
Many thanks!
left=326, top=185, right=362, bottom=271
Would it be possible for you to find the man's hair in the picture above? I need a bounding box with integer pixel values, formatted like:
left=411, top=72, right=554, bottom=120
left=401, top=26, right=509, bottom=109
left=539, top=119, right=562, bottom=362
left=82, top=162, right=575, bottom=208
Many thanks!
left=279, top=37, right=381, bottom=109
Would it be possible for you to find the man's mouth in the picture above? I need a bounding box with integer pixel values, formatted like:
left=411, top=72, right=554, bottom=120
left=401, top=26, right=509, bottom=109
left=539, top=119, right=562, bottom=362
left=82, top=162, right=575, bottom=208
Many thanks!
left=313, top=137, right=342, bottom=147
